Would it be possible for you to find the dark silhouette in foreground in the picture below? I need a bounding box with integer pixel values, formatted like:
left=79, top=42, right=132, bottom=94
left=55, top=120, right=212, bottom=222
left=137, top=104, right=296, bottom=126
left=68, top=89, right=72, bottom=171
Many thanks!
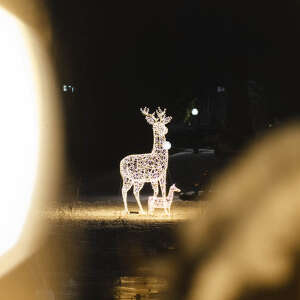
left=165, top=123, right=300, bottom=300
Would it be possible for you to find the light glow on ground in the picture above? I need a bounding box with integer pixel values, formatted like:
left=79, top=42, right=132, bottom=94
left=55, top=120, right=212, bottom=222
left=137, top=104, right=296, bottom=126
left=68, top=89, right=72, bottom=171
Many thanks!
left=44, top=197, right=202, bottom=224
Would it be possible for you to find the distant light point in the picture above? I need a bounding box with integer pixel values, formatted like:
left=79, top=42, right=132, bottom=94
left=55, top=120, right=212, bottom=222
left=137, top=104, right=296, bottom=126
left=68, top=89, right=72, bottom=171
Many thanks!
left=217, top=86, right=225, bottom=93
left=62, top=84, right=75, bottom=93
left=191, top=108, right=199, bottom=116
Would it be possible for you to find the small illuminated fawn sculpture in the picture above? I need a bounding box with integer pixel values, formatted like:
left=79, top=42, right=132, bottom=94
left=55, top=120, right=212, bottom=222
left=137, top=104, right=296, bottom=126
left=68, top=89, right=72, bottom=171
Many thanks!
left=120, top=107, right=172, bottom=214
left=148, top=184, right=181, bottom=216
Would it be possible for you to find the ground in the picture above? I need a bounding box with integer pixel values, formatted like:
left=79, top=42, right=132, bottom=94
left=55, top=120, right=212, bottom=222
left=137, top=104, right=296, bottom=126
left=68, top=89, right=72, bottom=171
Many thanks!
left=40, top=195, right=205, bottom=300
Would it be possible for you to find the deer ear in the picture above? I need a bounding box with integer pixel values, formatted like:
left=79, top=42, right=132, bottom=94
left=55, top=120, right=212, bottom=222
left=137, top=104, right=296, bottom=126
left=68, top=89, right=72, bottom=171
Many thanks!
left=145, top=116, right=155, bottom=125
left=164, top=116, right=172, bottom=124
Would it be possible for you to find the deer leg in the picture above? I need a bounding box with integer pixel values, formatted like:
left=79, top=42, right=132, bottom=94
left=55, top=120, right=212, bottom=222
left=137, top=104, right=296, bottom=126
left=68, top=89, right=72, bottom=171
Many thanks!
left=121, top=177, right=132, bottom=214
left=159, top=175, right=168, bottom=214
left=133, top=182, right=145, bottom=215
left=159, top=174, right=166, bottom=198
left=151, top=181, right=159, bottom=197
left=149, top=181, right=159, bottom=215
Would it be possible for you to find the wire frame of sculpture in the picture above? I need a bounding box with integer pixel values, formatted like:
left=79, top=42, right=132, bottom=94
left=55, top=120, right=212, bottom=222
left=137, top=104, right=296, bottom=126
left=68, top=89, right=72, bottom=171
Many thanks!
left=148, top=184, right=181, bottom=216
left=120, top=107, right=172, bottom=214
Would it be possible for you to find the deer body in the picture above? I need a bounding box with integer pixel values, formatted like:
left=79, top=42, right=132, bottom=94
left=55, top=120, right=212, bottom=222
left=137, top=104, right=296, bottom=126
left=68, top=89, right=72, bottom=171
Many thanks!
left=148, top=184, right=181, bottom=215
left=120, top=107, right=172, bottom=214
left=121, top=146, right=168, bottom=182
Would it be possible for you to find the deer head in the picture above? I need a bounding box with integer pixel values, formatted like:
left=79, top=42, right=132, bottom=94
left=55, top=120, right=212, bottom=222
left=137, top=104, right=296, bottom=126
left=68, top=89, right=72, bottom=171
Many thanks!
left=140, top=107, right=172, bottom=137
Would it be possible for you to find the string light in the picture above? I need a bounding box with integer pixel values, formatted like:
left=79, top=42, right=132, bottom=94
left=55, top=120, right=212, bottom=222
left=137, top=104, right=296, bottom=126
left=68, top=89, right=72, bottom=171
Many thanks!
left=148, top=184, right=181, bottom=215
left=120, top=107, right=172, bottom=214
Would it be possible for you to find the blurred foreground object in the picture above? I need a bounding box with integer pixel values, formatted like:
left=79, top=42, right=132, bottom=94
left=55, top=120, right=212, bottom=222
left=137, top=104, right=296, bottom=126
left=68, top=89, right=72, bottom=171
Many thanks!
left=168, top=123, right=300, bottom=300
left=0, top=0, right=62, bottom=283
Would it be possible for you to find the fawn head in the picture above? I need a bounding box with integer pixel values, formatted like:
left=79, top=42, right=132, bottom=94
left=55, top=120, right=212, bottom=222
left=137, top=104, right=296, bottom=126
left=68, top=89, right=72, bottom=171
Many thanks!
left=170, top=184, right=181, bottom=193
left=140, top=107, right=172, bottom=137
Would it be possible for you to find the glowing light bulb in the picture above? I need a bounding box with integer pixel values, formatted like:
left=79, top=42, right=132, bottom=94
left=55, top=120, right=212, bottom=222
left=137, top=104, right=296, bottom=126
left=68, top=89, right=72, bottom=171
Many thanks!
left=191, top=108, right=199, bottom=116
left=163, top=141, right=171, bottom=150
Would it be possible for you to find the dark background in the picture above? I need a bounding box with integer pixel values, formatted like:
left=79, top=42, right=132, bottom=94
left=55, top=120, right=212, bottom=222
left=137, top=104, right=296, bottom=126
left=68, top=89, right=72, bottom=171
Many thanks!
left=46, top=0, right=300, bottom=177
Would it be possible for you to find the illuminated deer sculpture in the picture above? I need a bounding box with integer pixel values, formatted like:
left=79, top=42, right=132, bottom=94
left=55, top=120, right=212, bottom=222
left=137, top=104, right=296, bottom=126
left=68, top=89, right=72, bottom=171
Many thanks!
left=120, top=107, right=172, bottom=214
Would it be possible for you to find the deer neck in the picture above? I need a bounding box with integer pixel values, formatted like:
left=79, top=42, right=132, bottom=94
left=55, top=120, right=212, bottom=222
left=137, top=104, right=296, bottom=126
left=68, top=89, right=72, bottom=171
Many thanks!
left=152, top=131, right=167, bottom=155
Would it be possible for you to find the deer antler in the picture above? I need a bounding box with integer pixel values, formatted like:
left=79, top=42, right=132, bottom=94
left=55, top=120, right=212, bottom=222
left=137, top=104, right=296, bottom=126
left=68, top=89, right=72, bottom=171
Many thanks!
left=140, top=107, right=158, bottom=122
left=156, top=107, right=172, bottom=124
left=156, top=107, right=166, bottom=121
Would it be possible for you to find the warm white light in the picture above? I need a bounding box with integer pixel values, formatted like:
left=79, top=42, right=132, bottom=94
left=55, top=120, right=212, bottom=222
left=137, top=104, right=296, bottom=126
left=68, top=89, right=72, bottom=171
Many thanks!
left=191, top=108, right=199, bottom=116
left=148, top=184, right=180, bottom=215
left=120, top=107, right=172, bottom=214
left=0, top=8, right=39, bottom=256
left=163, top=141, right=171, bottom=150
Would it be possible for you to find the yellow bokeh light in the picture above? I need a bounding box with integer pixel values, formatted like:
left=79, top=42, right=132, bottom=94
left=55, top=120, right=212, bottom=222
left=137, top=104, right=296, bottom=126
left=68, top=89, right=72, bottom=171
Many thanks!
left=0, top=7, right=39, bottom=256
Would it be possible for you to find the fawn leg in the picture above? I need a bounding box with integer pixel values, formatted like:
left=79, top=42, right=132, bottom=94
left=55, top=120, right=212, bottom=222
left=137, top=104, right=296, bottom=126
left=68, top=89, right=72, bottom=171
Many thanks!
left=148, top=200, right=154, bottom=215
left=133, top=182, right=145, bottom=214
left=167, top=205, right=171, bottom=216
left=163, top=203, right=170, bottom=216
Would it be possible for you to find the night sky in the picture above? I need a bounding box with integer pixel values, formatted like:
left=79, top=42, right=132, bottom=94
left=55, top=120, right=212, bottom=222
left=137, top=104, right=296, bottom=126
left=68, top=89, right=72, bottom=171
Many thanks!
left=47, top=0, right=300, bottom=176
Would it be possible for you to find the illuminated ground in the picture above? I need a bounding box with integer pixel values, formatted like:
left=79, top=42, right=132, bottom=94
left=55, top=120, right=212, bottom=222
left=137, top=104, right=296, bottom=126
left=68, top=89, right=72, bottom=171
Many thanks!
left=45, top=195, right=204, bottom=224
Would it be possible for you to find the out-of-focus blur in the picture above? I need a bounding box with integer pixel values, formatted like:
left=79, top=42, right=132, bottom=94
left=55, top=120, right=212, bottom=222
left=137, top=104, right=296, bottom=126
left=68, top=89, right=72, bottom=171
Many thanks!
left=3, top=1, right=300, bottom=300
left=0, top=0, right=63, bottom=287
left=0, top=6, right=39, bottom=258
left=166, top=123, right=300, bottom=300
